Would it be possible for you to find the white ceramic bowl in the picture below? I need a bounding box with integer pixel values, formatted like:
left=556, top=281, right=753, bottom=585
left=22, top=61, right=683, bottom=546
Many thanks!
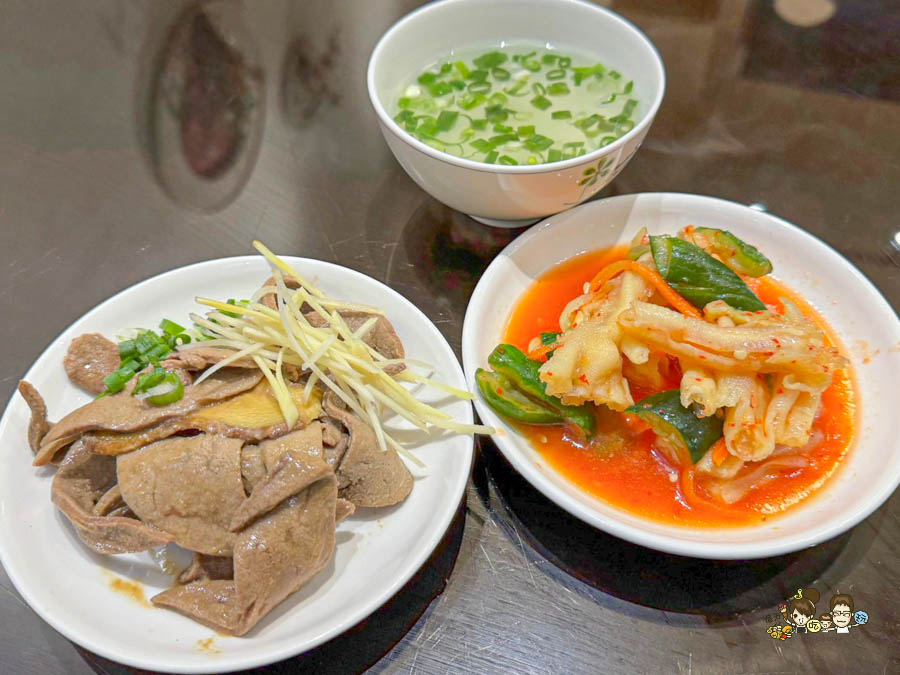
left=367, top=0, right=665, bottom=227
left=462, top=193, right=900, bottom=559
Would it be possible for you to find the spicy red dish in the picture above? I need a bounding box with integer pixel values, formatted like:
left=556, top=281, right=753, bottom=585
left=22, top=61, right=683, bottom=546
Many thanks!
left=478, top=229, right=855, bottom=527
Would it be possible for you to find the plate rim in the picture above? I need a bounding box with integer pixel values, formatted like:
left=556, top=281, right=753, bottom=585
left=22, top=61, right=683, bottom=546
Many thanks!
left=0, top=254, right=474, bottom=673
left=462, top=191, right=900, bottom=559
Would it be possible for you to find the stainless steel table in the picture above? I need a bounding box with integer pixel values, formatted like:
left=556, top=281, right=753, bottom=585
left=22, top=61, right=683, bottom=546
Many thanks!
left=1, top=1, right=897, bottom=673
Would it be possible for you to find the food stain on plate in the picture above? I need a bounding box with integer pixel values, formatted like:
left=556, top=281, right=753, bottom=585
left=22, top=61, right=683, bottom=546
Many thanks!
left=102, top=570, right=151, bottom=608
left=195, top=636, right=222, bottom=655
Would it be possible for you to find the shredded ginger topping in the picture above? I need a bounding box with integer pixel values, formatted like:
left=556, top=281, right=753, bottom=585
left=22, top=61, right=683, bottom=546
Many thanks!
left=188, top=241, right=492, bottom=466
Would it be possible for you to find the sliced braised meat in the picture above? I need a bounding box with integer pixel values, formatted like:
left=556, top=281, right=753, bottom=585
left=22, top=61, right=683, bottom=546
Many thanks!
left=165, top=347, right=302, bottom=382
left=321, top=415, right=349, bottom=469
left=259, top=275, right=405, bottom=374
left=229, top=479, right=336, bottom=634
left=304, top=310, right=405, bottom=375
left=240, top=443, right=266, bottom=496
left=17, top=381, right=53, bottom=457
left=85, top=380, right=322, bottom=458
left=152, top=580, right=241, bottom=633
left=117, top=435, right=246, bottom=556
left=93, top=484, right=126, bottom=516
left=325, top=434, right=350, bottom=468
left=178, top=553, right=235, bottom=585
left=34, top=369, right=262, bottom=466
left=323, top=394, right=413, bottom=508
left=321, top=416, right=342, bottom=447
left=63, top=333, right=120, bottom=395
left=162, top=346, right=257, bottom=371
left=153, top=435, right=337, bottom=636
left=259, top=275, right=302, bottom=311
left=229, top=424, right=330, bottom=531
left=335, top=498, right=355, bottom=523
left=51, top=440, right=173, bottom=554
left=83, top=418, right=187, bottom=458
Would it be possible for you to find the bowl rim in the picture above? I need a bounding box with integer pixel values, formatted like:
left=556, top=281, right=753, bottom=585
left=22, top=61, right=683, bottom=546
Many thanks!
left=461, top=192, right=900, bottom=559
left=366, top=0, right=666, bottom=175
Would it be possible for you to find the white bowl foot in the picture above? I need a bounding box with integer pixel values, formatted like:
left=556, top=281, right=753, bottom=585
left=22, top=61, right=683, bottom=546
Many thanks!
left=468, top=215, right=541, bottom=228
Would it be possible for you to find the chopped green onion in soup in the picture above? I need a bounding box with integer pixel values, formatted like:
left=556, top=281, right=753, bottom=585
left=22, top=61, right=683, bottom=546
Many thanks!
left=393, top=44, right=638, bottom=165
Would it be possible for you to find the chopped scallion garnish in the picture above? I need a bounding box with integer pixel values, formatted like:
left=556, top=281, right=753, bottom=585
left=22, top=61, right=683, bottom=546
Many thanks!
left=145, top=371, right=184, bottom=406
left=159, top=318, right=185, bottom=336
left=395, top=46, right=639, bottom=166
left=524, top=134, right=554, bottom=151
left=436, top=110, right=459, bottom=131
left=473, top=51, right=507, bottom=69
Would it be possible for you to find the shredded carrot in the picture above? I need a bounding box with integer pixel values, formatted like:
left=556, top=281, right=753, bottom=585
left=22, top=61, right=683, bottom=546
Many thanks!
left=527, top=341, right=558, bottom=361
left=680, top=467, right=699, bottom=504
left=588, top=259, right=703, bottom=319
left=711, top=438, right=729, bottom=466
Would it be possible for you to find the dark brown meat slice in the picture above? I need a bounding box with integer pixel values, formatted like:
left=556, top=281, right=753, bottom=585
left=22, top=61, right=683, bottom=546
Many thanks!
left=51, top=440, right=173, bottom=554
left=34, top=369, right=262, bottom=466
left=117, top=435, right=246, bottom=556
left=229, top=424, right=329, bottom=531
left=321, top=416, right=342, bottom=447
left=93, top=484, right=125, bottom=516
left=161, top=346, right=257, bottom=371
left=153, top=580, right=242, bottom=632
left=84, top=379, right=322, bottom=458
left=304, top=310, right=405, bottom=375
left=17, top=381, right=53, bottom=457
left=178, top=553, right=235, bottom=585
left=259, top=274, right=405, bottom=373
left=321, top=414, right=349, bottom=469
left=240, top=443, right=266, bottom=496
left=63, top=333, right=120, bottom=395
left=152, top=431, right=337, bottom=635
left=259, top=275, right=302, bottom=311
left=323, top=395, right=413, bottom=508
left=335, top=498, right=355, bottom=523
left=85, top=415, right=286, bottom=458
left=230, top=480, right=336, bottom=633
left=241, top=441, right=352, bottom=520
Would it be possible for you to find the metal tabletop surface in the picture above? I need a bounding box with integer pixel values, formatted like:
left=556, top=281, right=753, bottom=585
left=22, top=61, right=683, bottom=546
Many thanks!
left=1, top=1, right=898, bottom=673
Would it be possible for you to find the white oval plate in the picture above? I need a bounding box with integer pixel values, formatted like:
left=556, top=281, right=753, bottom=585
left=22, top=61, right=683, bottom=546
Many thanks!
left=462, top=193, right=900, bottom=559
left=0, top=257, right=474, bottom=673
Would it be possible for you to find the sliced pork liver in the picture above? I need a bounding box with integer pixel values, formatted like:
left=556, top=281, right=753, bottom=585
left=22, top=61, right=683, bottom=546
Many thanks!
left=152, top=580, right=242, bottom=633
left=63, top=333, right=121, bottom=395
left=85, top=379, right=322, bottom=457
left=230, top=480, right=336, bottom=634
left=117, top=435, right=246, bottom=556
left=162, top=346, right=257, bottom=371
left=51, top=440, right=173, bottom=554
left=35, top=369, right=262, bottom=465
left=323, top=395, right=413, bottom=508
left=178, top=553, right=234, bottom=584
left=152, top=427, right=337, bottom=635
left=259, top=275, right=405, bottom=373
left=304, top=310, right=405, bottom=374
left=17, top=381, right=53, bottom=457
left=228, top=424, right=329, bottom=531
